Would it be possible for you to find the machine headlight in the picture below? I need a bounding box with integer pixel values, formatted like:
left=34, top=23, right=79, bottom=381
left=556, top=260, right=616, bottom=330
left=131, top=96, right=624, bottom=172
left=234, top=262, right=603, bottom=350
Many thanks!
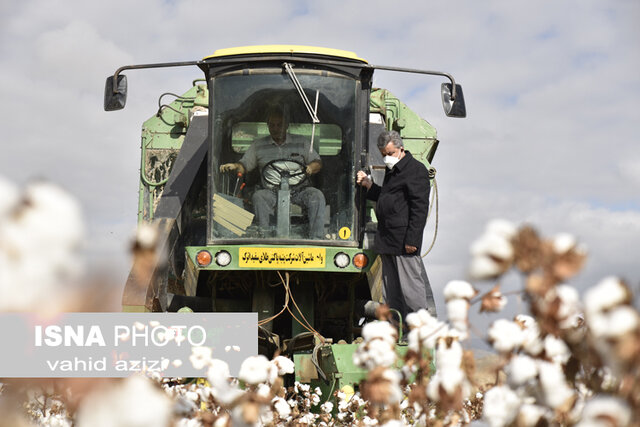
left=215, top=250, right=232, bottom=267
left=334, top=252, right=350, bottom=268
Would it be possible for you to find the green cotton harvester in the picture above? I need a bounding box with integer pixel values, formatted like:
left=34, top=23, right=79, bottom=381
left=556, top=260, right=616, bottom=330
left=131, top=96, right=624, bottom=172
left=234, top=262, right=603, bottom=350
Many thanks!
left=103, top=45, right=466, bottom=394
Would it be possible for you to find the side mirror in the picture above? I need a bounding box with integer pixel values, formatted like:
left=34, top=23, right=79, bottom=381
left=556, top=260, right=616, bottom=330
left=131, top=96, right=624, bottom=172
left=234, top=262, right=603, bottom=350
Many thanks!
left=441, top=83, right=466, bottom=118
left=104, top=75, right=128, bottom=111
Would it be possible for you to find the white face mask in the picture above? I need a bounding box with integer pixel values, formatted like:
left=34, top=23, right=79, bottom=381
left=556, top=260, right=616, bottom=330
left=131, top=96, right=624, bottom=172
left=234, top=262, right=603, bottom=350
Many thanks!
left=384, top=155, right=401, bottom=169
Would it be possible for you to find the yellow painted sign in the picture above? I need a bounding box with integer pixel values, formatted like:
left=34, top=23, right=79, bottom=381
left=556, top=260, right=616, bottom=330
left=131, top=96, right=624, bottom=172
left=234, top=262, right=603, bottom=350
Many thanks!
left=239, top=247, right=326, bottom=268
left=339, top=227, right=351, bottom=240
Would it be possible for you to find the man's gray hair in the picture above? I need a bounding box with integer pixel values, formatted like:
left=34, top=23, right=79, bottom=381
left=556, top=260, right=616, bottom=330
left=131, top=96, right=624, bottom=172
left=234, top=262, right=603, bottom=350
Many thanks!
left=377, top=130, right=404, bottom=149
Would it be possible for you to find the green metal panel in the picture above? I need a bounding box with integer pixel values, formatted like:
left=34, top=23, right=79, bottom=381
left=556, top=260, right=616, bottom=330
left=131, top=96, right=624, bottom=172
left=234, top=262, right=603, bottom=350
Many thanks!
left=370, top=88, right=438, bottom=164
left=293, top=343, right=417, bottom=396
left=137, top=83, right=209, bottom=222
left=330, top=343, right=368, bottom=386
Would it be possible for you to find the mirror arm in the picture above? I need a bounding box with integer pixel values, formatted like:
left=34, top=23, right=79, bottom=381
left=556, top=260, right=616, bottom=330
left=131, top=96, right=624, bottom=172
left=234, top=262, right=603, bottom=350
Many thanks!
left=110, top=61, right=203, bottom=94
left=367, top=65, right=458, bottom=100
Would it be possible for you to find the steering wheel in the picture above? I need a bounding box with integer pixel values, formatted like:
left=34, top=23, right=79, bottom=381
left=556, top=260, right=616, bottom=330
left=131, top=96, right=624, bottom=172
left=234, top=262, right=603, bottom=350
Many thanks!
left=262, top=158, right=308, bottom=189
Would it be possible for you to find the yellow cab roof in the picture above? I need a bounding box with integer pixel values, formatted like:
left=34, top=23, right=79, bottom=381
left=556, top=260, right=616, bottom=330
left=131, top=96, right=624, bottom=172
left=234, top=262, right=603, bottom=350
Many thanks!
left=204, top=45, right=368, bottom=63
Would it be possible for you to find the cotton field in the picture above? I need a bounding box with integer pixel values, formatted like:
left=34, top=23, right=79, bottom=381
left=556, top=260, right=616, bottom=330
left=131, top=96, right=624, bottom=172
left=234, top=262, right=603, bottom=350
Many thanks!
left=0, top=178, right=638, bottom=426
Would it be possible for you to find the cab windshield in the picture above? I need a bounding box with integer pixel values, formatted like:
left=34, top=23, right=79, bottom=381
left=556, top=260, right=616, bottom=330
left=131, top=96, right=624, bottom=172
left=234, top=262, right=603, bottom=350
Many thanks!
left=208, top=66, right=358, bottom=245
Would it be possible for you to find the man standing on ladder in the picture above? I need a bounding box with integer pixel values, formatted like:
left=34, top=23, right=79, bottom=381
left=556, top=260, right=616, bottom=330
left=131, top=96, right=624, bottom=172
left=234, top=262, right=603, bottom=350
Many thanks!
left=357, top=130, right=437, bottom=326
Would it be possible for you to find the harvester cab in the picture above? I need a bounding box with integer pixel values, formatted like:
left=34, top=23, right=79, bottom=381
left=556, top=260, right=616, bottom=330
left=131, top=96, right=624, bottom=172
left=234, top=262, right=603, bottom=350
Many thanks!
left=104, top=45, right=465, bottom=389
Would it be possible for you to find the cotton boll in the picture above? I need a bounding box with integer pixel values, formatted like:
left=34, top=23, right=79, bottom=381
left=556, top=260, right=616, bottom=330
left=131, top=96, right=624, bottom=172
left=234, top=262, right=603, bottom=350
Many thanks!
left=361, top=367, right=403, bottom=406
left=407, top=328, right=421, bottom=353
left=515, top=314, right=536, bottom=326
left=406, top=309, right=450, bottom=350
left=353, top=337, right=397, bottom=370
left=320, top=401, right=333, bottom=413
left=17, top=181, right=84, bottom=251
left=405, top=312, right=421, bottom=329
left=443, top=280, right=477, bottom=302
left=486, top=219, right=518, bottom=240
left=238, top=355, right=272, bottom=385
left=435, top=336, right=463, bottom=372
left=417, top=320, right=449, bottom=350
left=189, top=346, right=212, bottom=370
left=417, top=308, right=437, bottom=325
left=212, top=414, right=230, bottom=427
left=0, top=180, right=84, bottom=311
left=271, top=356, right=295, bottom=376
left=406, top=308, right=439, bottom=330
left=606, top=306, right=639, bottom=337
left=426, top=368, right=464, bottom=401
left=556, top=284, right=583, bottom=331
left=516, top=315, right=544, bottom=356
left=446, top=298, right=469, bottom=338
left=206, top=359, right=230, bottom=386
left=264, top=361, right=280, bottom=386
left=381, top=368, right=404, bottom=404
left=556, top=285, right=580, bottom=315
left=543, top=335, right=571, bottom=365
left=588, top=306, right=638, bottom=342
left=272, top=396, right=291, bottom=418
left=428, top=368, right=466, bottom=397
left=206, top=359, right=244, bottom=405
left=75, top=375, right=172, bottom=427
left=251, top=383, right=269, bottom=399
left=517, top=404, right=549, bottom=427
left=552, top=233, right=577, bottom=255
left=361, top=320, right=397, bottom=346
left=584, top=277, right=630, bottom=316
left=577, top=396, right=631, bottom=427
left=587, top=312, right=609, bottom=339
left=469, top=255, right=504, bottom=280
left=471, top=232, right=514, bottom=261
left=427, top=337, right=471, bottom=405
left=482, top=385, right=521, bottom=427
left=505, top=355, right=538, bottom=388
left=294, top=381, right=310, bottom=394
left=488, top=319, right=525, bottom=353
left=537, top=361, right=574, bottom=409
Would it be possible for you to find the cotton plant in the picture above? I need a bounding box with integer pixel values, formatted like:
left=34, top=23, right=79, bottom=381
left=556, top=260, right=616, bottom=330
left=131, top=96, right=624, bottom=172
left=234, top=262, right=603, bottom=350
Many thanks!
left=405, top=308, right=450, bottom=352
left=464, top=220, right=640, bottom=426
left=443, top=280, right=477, bottom=339
left=426, top=336, right=472, bottom=412
left=75, top=375, right=173, bottom=427
left=353, top=281, right=481, bottom=423
left=21, top=385, right=73, bottom=427
left=353, top=320, right=398, bottom=370
left=468, top=219, right=517, bottom=280
left=0, top=177, right=84, bottom=312
left=138, top=347, right=303, bottom=426
left=4, top=189, right=640, bottom=427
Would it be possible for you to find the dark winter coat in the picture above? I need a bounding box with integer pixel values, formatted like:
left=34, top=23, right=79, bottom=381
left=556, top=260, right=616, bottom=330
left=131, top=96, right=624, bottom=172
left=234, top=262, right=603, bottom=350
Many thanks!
left=366, top=151, right=430, bottom=255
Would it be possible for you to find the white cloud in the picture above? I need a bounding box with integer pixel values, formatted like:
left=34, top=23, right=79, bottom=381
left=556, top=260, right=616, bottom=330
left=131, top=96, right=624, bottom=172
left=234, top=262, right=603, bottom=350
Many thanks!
left=35, top=20, right=132, bottom=91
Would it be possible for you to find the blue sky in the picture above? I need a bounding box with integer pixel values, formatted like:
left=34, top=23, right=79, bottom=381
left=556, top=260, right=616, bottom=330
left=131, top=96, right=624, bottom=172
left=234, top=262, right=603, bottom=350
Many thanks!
left=1, top=0, right=639, bottom=316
